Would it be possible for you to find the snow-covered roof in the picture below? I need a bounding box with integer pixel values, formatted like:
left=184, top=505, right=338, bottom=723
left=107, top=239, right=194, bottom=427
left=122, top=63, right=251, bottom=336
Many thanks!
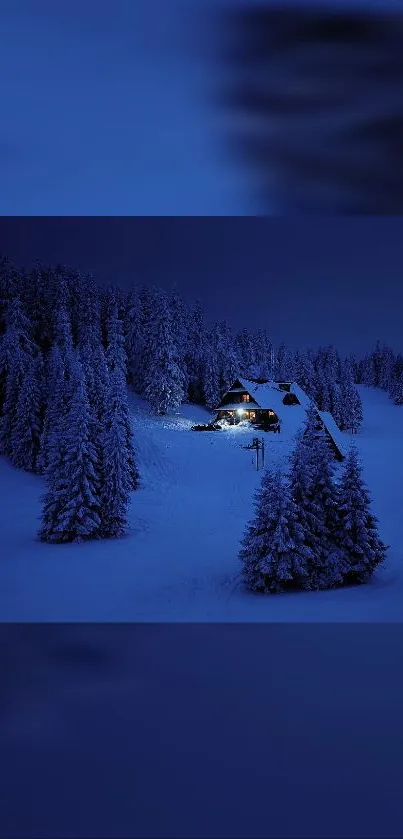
left=318, top=411, right=349, bottom=458
left=232, top=378, right=279, bottom=410
left=232, top=378, right=312, bottom=412
left=289, top=383, right=312, bottom=410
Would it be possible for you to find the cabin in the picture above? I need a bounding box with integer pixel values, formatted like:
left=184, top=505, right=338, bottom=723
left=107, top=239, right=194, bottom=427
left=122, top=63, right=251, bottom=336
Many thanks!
left=214, top=377, right=309, bottom=429
left=214, top=377, right=346, bottom=460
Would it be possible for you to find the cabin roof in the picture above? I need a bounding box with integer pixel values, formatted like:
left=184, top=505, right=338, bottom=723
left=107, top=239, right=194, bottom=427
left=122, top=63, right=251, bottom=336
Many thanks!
left=230, top=377, right=313, bottom=412
left=318, top=411, right=348, bottom=459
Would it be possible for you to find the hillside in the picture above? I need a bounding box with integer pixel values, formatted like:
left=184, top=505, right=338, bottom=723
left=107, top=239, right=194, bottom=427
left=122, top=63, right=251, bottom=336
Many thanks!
left=0, top=385, right=402, bottom=621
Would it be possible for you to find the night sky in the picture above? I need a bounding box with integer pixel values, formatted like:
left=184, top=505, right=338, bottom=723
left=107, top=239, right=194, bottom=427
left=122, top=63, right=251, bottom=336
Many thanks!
left=0, top=216, right=402, bottom=356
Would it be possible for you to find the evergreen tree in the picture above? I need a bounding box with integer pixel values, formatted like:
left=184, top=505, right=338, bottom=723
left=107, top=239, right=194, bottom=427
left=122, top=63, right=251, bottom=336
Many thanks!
left=336, top=445, right=387, bottom=584
left=329, top=380, right=343, bottom=428
left=0, top=299, right=35, bottom=457
left=307, top=432, right=345, bottom=589
left=394, top=353, right=403, bottom=381
left=346, top=352, right=359, bottom=383
left=39, top=353, right=101, bottom=543
left=202, top=341, right=221, bottom=410
left=240, top=466, right=312, bottom=593
left=339, top=366, right=363, bottom=432
left=124, top=287, right=144, bottom=391
left=378, top=344, right=395, bottom=393
left=236, top=329, right=257, bottom=380
left=185, top=300, right=206, bottom=403
left=170, top=287, right=189, bottom=398
left=36, top=345, right=68, bottom=474
left=253, top=328, right=274, bottom=380
left=391, top=372, right=403, bottom=406
left=12, top=351, right=44, bottom=472
left=99, top=365, right=132, bottom=538
left=275, top=342, right=296, bottom=382
left=360, top=354, right=375, bottom=386
left=105, top=305, right=138, bottom=490
left=143, top=289, right=185, bottom=415
left=371, top=339, right=383, bottom=388
left=76, top=272, right=102, bottom=353
left=324, top=345, right=342, bottom=382
left=212, top=321, right=239, bottom=392
left=291, top=409, right=344, bottom=589
left=0, top=254, right=17, bottom=340
left=295, top=349, right=316, bottom=397
left=36, top=311, right=75, bottom=474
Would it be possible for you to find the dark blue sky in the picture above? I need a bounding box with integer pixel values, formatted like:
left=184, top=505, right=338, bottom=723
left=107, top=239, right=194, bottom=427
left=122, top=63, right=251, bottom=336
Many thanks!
left=0, top=217, right=402, bottom=356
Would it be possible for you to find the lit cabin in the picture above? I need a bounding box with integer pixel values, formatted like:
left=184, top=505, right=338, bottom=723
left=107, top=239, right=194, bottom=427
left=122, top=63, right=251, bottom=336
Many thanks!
left=214, top=377, right=346, bottom=459
left=214, top=377, right=307, bottom=430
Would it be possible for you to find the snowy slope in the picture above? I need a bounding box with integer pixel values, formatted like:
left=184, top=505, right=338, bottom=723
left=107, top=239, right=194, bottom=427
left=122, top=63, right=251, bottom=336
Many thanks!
left=0, top=385, right=402, bottom=621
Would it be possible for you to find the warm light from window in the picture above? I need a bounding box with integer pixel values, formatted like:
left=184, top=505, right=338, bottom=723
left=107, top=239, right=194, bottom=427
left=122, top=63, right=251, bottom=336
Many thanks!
left=242, top=394, right=250, bottom=402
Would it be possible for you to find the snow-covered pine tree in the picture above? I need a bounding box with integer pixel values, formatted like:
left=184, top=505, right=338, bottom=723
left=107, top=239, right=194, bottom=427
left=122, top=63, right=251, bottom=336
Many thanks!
left=351, top=388, right=363, bottom=432
left=306, top=430, right=345, bottom=589
left=329, top=380, right=343, bottom=429
left=54, top=305, right=74, bottom=355
left=202, top=340, right=221, bottom=410
left=253, top=328, right=273, bottom=381
left=288, top=428, right=323, bottom=582
left=27, top=262, right=69, bottom=352
left=391, top=372, right=403, bottom=406
left=339, top=364, right=363, bottom=433
left=236, top=329, right=257, bottom=380
left=295, top=348, right=316, bottom=397
left=346, top=352, right=359, bottom=384
left=105, top=305, right=138, bottom=490
left=170, top=287, right=189, bottom=399
left=291, top=406, right=344, bottom=589
left=394, top=353, right=403, bottom=382
left=240, top=465, right=312, bottom=593
left=185, top=300, right=206, bottom=403
left=377, top=344, right=395, bottom=393
left=36, top=345, right=68, bottom=474
left=143, top=288, right=185, bottom=415
left=38, top=352, right=101, bottom=544
left=274, top=342, right=296, bottom=382
left=368, top=339, right=383, bottom=388
left=12, top=351, right=44, bottom=472
left=0, top=254, right=17, bottom=340
left=360, top=354, right=376, bottom=386
left=312, top=352, right=331, bottom=411
left=124, top=287, right=144, bottom=391
left=36, top=309, right=76, bottom=474
left=76, top=272, right=102, bottom=353
left=99, top=364, right=132, bottom=538
left=0, top=299, right=36, bottom=457
left=324, top=344, right=342, bottom=383
left=336, top=445, right=387, bottom=584
left=213, top=320, right=239, bottom=393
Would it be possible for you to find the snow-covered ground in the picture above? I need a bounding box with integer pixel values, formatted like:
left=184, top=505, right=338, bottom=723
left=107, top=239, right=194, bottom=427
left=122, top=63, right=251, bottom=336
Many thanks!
left=0, top=385, right=402, bottom=621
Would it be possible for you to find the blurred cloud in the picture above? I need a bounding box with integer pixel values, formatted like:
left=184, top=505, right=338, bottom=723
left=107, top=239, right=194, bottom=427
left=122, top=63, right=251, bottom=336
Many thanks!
left=2, top=1, right=403, bottom=213
left=220, top=1, right=403, bottom=212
